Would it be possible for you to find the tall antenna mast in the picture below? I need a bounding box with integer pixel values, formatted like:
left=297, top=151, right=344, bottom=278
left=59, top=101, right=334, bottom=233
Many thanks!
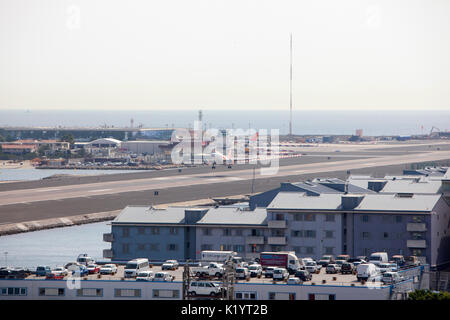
left=289, top=33, right=293, bottom=137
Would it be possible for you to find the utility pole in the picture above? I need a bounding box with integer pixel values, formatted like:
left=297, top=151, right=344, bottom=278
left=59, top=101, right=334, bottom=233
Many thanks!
left=289, top=33, right=293, bottom=138
left=182, top=260, right=191, bottom=300
left=251, top=166, right=256, bottom=194
left=222, top=257, right=235, bottom=300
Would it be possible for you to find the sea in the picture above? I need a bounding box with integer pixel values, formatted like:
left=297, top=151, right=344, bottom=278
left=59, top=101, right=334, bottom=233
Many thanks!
left=1, top=109, right=449, bottom=136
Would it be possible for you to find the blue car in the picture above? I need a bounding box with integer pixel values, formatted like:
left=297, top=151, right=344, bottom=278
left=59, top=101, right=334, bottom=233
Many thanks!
left=71, top=265, right=89, bottom=277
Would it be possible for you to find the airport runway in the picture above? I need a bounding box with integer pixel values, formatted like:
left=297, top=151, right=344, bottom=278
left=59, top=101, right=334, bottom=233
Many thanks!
left=0, top=142, right=449, bottom=224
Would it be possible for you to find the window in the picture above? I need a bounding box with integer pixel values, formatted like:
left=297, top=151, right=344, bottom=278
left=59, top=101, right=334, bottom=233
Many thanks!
left=412, top=216, right=423, bottom=223
left=325, top=230, right=334, bottom=238
left=122, top=243, right=129, bottom=254
left=151, top=227, right=160, bottom=235
left=383, top=232, right=389, bottom=239
left=201, top=244, right=213, bottom=251
left=412, top=232, right=425, bottom=240
left=153, top=290, right=180, bottom=298
left=324, top=247, right=334, bottom=254
left=220, top=244, right=232, bottom=251
left=0, top=287, right=26, bottom=296
left=291, top=230, right=302, bottom=237
left=39, top=288, right=65, bottom=296
left=304, top=214, right=315, bottom=221
left=149, top=243, right=159, bottom=251
left=362, top=232, right=370, bottom=239
left=169, top=227, right=178, bottom=235
left=325, top=214, right=335, bottom=222
left=233, top=245, right=244, bottom=253
left=223, top=229, right=231, bottom=236
left=361, top=215, right=369, bottom=223
left=235, top=229, right=243, bottom=236
left=309, top=293, right=336, bottom=300
left=167, top=244, right=178, bottom=251
left=122, top=227, right=129, bottom=237
left=395, top=216, right=402, bottom=223
left=293, top=214, right=303, bottom=221
left=382, top=215, right=392, bottom=223
left=305, top=230, right=316, bottom=238
left=77, top=288, right=103, bottom=297
left=235, top=291, right=257, bottom=300
left=137, top=244, right=146, bottom=251
left=306, top=247, right=315, bottom=254
left=275, top=213, right=285, bottom=221
left=114, top=289, right=141, bottom=298
left=251, top=229, right=262, bottom=236
left=292, top=246, right=301, bottom=254
left=202, top=229, right=211, bottom=236
left=411, top=249, right=423, bottom=256
left=138, top=227, right=145, bottom=235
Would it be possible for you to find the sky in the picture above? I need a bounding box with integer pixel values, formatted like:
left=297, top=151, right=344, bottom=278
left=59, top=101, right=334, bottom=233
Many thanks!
left=0, top=0, right=449, bottom=111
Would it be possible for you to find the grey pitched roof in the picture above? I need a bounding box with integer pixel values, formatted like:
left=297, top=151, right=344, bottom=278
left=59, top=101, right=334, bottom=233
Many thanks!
left=197, top=207, right=267, bottom=225
left=267, top=192, right=343, bottom=210
left=113, top=205, right=267, bottom=225
left=381, top=179, right=442, bottom=194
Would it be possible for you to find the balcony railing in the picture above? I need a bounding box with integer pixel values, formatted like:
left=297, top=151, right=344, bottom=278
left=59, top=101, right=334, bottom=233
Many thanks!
left=406, top=223, right=427, bottom=232
left=267, top=236, right=287, bottom=245
left=245, top=236, right=265, bottom=245
left=103, top=233, right=114, bottom=242
left=268, top=220, right=287, bottom=228
left=407, top=240, right=427, bottom=248
left=103, top=249, right=113, bottom=259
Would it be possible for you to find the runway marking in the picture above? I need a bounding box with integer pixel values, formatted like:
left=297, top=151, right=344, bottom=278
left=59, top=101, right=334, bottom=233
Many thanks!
left=225, top=177, right=244, bottom=181
left=153, top=177, right=171, bottom=180
left=88, top=189, right=112, bottom=193
left=35, top=188, right=61, bottom=192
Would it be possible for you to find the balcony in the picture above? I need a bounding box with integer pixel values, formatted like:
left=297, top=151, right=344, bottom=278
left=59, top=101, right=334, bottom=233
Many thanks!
left=267, top=236, right=287, bottom=245
left=407, top=223, right=427, bottom=232
left=407, top=240, right=427, bottom=248
left=268, top=220, right=287, bottom=228
left=103, top=249, right=113, bottom=259
left=245, top=236, right=265, bottom=245
left=103, top=233, right=114, bottom=242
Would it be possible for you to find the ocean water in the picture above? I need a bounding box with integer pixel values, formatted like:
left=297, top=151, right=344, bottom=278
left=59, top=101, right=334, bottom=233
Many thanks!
left=0, top=222, right=110, bottom=269
left=0, top=109, right=449, bottom=136
left=0, top=167, right=151, bottom=182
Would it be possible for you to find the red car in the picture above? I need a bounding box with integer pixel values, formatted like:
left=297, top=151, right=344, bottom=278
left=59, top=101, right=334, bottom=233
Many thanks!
left=86, top=264, right=100, bottom=274
left=46, top=272, right=64, bottom=280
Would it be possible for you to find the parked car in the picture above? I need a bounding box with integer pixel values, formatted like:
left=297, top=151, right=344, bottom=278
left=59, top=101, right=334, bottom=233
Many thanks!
left=272, top=268, right=289, bottom=281
left=77, top=254, right=95, bottom=266
left=405, top=256, right=421, bottom=267
left=46, top=272, right=64, bottom=280
left=357, top=263, right=379, bottom=282
left=305, top=261, right=320, bottom=274
left=336, top=254, right=350, bottom=261
left=188, top=281, right=222, bottom=296
left=326, top=264, right=341, bottom=274
left=382, top=271, right=404, bottom=284
left=99, top=264, right=117, bottom=275
left=287, top=277, right=302, bottom=285
left=136, top=270, right=154, bottom=281
left=378, top=262, right=395, bottom=274
left=9, top=267, right=31, bottom=279
left=86, top=264, right=100, bottom=274
left=52, top=267, right=68, bottom=277
left=264, top=266, right=276, bottom=278
left=340, top=262, right=354, bottom=274
left=236, top=267, right=250, bottom=280
left=0, top=267, right=11, bottom=278
left=318, top=255, right=335, bottom=267
left=71, top=265, right=89, bottom=276
left=391, top=255, right=405, bottom=267
left=295, top=269, right=312, bottom=281
left=162, top=260, right=179, bottom=270
left=335, top=260, right=346, bottom=268
left=368, top=252, right=389, bottom=266
left=153, top=272, right=173, bottom=282
left=36, top=266, right=52, bottom=277
left=247, top=264, right=263, bottom=277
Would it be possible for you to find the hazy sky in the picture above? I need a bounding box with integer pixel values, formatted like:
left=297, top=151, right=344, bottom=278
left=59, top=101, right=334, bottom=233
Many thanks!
left=0, top=0, right=449, bottom=111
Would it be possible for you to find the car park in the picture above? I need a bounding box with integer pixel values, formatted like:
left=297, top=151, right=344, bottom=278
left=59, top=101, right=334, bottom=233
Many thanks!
left=287, top=277, right=302, bottom=285
left=99, top=264, right=118, bottom=275
left=86, top=264, right=100, bottom=274
left=188, top=281, right=222, bottom=296
left=295, top=269, right=312, bottom=281
left=136, top=270, right=155, bottom=281
left=153, top=272, right=173, bottom=282
left=326, top=264, right=341, bottom=274
left=247, top=264, right=263, bottom=277
left=162, top=260, right=179, bottom=270
left=272, top=268, right=289, bottom=281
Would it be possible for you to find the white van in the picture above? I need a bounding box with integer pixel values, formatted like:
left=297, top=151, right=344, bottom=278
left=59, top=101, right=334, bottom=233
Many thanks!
left=201, top=251, right=236, bottom=263
left=188, top=281, right=222, bottom=296
left=124, top=258, right=150, bottom=278
left=357, top=263, right=379, bottom=281
left=368, top=252, right=388, bottom=266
